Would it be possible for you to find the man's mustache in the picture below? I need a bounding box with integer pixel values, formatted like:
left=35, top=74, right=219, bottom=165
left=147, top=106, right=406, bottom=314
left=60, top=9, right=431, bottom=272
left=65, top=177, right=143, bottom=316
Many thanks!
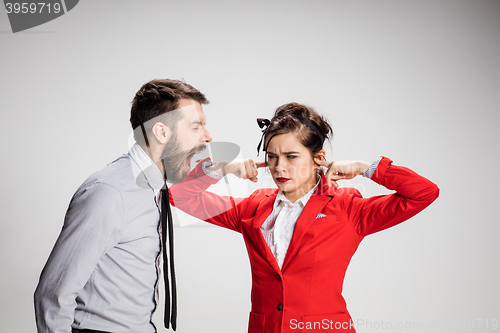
left=162, top=143, right=207, bottom=157
left=188, top=144, right=207, bottom=155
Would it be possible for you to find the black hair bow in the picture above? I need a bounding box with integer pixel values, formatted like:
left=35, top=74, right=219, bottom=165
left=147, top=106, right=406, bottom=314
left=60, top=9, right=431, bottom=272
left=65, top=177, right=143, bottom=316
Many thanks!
left=256, top=118, right=270, bottom=156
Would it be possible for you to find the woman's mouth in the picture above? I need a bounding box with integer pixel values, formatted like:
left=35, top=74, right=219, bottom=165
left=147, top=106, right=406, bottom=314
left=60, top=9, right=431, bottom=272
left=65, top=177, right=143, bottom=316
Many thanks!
left=276, top=177, right=290, bottom=183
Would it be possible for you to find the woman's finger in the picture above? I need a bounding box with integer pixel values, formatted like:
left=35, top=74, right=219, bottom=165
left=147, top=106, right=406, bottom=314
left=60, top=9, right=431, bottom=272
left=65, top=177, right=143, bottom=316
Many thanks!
left=245, top=159, right=258, bottom=178
left=238, top=163, right=247, bottom=179
left=331, top=174, right=348, bottom=181
left=324, top=161, right=336, bottom=175
left=314, top=157, right=332, bottom=168
left=248, top=176, right=259, bottom=183
left=325, top=176, right=332, bottom=188
left=255, top=161, right=267, bottom=168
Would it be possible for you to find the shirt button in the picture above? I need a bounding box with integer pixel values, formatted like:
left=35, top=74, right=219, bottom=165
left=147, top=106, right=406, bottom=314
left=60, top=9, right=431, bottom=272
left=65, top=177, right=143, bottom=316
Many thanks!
left=280, top=235, right=284, bottom=239
left=277, top=303, right=283, bottom=311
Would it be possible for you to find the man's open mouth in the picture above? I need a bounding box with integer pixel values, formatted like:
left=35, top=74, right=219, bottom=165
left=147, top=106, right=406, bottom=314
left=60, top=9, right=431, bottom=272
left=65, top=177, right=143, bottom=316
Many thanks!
left=186, top=153, right=195, bottom=169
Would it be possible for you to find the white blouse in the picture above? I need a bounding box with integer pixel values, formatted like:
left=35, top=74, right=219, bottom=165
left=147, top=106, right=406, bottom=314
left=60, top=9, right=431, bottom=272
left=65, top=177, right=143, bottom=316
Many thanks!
left=260, top=181, right=319, bottom=269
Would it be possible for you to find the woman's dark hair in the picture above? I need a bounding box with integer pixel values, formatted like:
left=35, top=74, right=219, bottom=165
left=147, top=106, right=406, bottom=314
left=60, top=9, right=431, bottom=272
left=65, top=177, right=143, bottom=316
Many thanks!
left=264, top=102, right=333, bottom=156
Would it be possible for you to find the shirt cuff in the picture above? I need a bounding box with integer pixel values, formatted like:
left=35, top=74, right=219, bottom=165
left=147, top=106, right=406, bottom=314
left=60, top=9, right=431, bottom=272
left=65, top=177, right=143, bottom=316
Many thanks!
left=362, top=156, right=383, bottom=179
left=201, top=159, right=224, bottom=180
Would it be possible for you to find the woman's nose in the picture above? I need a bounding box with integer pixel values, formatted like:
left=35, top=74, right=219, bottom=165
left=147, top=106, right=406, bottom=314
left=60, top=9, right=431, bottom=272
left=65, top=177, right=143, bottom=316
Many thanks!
left=275, top=163, right=285, bottom=173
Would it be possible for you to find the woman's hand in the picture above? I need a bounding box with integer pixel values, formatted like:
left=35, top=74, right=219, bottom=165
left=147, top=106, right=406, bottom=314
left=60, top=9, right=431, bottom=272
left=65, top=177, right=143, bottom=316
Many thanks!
left=209, top=159, right=266, bottom=183
left=314, top=158, right=371, bottom=188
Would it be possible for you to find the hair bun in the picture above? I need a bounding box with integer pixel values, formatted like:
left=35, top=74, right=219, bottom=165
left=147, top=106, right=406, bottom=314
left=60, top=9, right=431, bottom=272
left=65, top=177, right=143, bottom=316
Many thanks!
left=274, top=102, right=333, bottom=140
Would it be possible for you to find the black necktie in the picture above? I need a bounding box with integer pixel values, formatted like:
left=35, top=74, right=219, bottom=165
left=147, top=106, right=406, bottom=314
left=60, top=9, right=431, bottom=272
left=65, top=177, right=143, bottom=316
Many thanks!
left=161, top=185, right=177, bottom=330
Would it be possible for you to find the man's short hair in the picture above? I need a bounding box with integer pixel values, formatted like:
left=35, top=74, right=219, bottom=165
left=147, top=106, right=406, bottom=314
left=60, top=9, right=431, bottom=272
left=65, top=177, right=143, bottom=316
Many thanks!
left=130, top=79, right=209, bottom=144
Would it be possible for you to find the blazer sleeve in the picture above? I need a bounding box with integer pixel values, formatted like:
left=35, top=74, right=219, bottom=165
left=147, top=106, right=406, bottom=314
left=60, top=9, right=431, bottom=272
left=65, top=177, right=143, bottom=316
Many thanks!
left=344, top=156, right=439, bottom=236
left=169, top=160, right=254, bottom=233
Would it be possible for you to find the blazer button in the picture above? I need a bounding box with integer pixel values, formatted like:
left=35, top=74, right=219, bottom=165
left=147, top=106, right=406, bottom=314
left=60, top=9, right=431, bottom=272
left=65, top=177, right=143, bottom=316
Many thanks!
left=277, top=274, right=282, bottom=281
left=277, top=303, right=283, bottom=311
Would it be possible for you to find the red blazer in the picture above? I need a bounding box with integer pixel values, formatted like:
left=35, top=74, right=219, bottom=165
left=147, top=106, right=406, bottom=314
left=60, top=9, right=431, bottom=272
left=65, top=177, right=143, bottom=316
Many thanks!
left=170, top=157, right=439, bottom=333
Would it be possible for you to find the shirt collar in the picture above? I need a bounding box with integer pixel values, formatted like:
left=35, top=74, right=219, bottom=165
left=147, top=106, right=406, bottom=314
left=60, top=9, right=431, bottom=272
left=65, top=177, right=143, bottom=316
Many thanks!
left=128, top=143, right=165, bottom=191
left=274, top=174, right=321, bottom=209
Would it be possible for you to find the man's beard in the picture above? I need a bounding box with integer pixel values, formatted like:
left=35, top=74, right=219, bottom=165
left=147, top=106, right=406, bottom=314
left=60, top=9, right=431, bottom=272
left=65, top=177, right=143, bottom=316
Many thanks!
left=161, top=133, right=206, bottom=184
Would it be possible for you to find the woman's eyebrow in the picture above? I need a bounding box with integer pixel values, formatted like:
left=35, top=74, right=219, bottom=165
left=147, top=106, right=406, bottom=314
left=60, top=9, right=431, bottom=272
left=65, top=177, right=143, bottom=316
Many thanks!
left=268, top=151, right=300, bottom=155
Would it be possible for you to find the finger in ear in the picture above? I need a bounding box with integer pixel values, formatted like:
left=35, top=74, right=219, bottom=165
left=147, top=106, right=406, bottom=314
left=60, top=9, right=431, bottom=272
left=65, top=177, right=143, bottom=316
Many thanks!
left=314, top=156, right=328, bottom=167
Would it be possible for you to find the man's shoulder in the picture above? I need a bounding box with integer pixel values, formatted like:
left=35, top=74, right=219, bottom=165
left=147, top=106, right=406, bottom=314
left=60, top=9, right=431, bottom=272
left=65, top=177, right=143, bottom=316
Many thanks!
left=77, top=154, right=137, bottom=194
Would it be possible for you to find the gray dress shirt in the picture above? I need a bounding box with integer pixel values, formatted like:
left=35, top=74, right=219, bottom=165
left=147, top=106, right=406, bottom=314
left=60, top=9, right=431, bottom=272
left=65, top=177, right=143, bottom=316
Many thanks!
left=35, top=144, right=164, bottom=333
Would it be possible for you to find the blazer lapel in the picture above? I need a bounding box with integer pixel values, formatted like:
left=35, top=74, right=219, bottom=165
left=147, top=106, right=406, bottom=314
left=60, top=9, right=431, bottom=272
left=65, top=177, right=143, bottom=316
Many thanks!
left=281, top=174, right=335, bottom=272
left=251, top=190, right=282, bottom=274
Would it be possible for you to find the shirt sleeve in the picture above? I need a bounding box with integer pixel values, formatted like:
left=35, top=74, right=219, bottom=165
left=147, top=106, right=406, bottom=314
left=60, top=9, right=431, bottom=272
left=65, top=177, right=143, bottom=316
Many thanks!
left=362, top=156, right=383, bottom=179
left=201, top=159, right=224, bottom=179
left=345, top=157, right=439, bottom=236
left=34, top=182, right=124, bottom=333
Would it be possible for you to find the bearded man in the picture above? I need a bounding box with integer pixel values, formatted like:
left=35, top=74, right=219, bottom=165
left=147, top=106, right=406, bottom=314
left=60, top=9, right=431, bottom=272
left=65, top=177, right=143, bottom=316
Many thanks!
left=34, top=79, right=212, bottom=333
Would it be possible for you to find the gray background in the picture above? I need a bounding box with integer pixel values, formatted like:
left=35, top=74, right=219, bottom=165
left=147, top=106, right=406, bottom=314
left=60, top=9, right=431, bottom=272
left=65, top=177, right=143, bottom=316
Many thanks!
left=1, top=1, right=499, bottom=332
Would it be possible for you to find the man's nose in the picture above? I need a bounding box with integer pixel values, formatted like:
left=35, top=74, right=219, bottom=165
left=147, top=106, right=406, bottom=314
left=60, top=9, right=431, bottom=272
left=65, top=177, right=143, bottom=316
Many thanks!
left=202, top=127, right=212, bottom=142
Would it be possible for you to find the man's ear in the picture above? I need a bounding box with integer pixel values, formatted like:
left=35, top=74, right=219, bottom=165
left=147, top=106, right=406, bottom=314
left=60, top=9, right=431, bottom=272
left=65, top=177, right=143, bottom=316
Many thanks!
left=151, top=122, right=172, bottom=145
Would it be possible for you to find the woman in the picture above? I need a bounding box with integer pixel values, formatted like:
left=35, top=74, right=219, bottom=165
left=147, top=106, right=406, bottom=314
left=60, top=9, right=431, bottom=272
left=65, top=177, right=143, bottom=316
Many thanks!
left=170, top=102, right=439, bottom=333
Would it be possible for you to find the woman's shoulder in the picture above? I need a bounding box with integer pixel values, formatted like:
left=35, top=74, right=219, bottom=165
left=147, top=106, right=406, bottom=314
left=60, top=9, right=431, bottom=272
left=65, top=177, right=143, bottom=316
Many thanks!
left=249, top=187, right=279, bottom=199
left=321, top=187, right=364, bottom=208
left=332, top=187, right=363, bottom=198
